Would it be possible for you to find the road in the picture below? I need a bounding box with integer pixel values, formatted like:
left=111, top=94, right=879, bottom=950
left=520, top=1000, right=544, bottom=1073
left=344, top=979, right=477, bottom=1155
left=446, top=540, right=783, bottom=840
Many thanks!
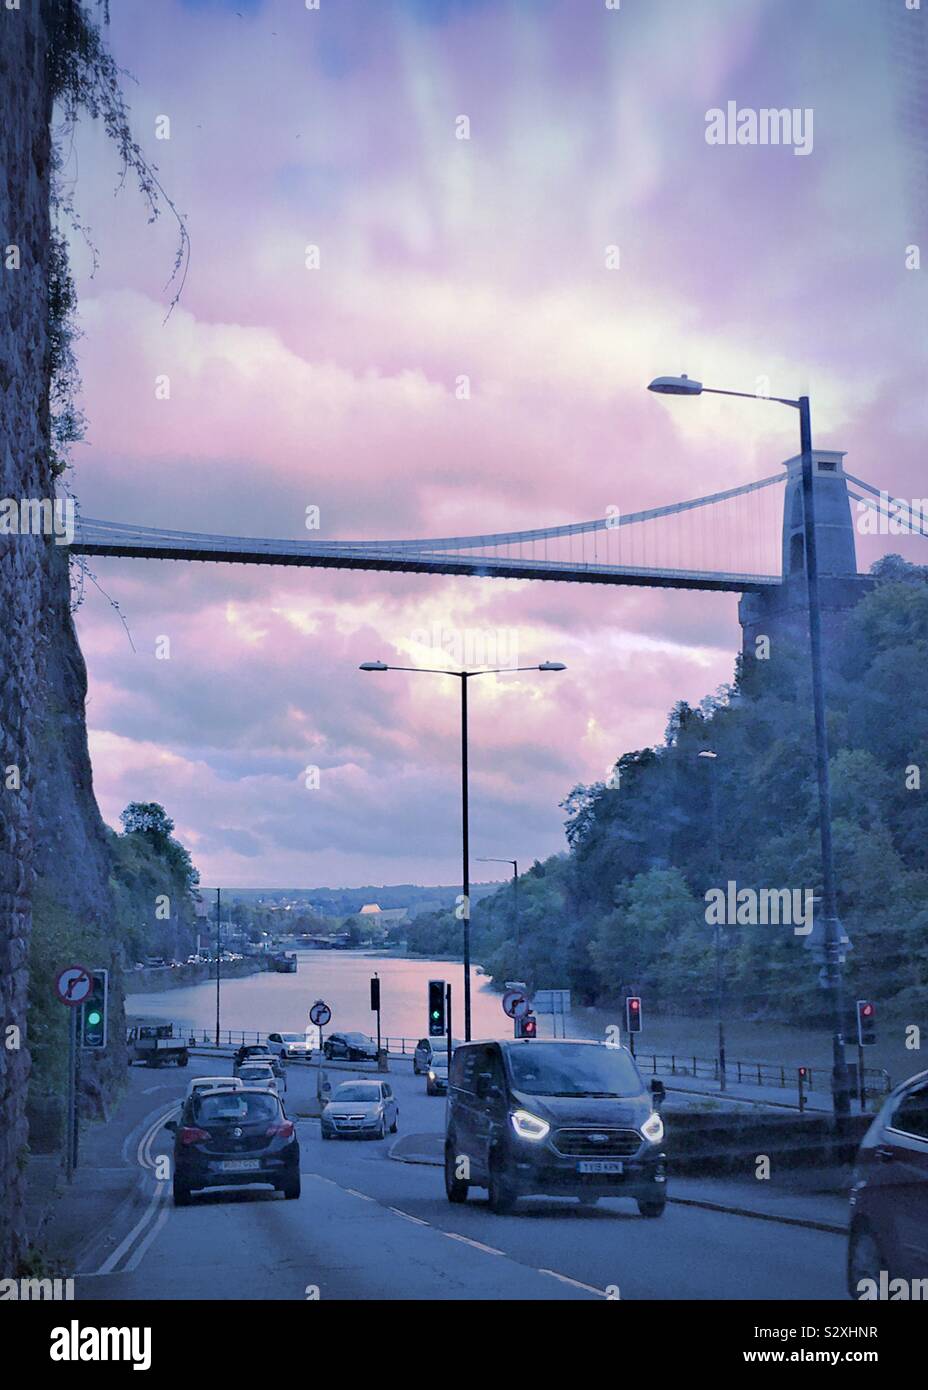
left=72, top=1056, right=846, bottom=1301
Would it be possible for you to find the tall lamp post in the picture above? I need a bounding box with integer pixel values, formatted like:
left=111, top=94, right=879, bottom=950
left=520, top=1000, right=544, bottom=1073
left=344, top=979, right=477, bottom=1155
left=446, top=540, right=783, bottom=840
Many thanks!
left=476, top=856, right=519, bottom=977
left=697, top=750, right=726, bottom=1092
left=360, top=661, right=565, bottom=1041
left=648, top=374, right=851, bottom=1124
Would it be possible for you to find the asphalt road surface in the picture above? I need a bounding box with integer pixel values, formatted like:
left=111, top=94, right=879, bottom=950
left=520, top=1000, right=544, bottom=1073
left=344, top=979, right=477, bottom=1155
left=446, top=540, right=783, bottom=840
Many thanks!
left=73, top=1057, right=846, bottom=1301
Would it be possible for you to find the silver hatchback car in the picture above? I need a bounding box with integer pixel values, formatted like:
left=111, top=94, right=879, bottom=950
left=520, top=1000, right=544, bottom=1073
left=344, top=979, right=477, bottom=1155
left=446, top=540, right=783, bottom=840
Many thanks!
left=321, top=1080, right=399, bottom=1140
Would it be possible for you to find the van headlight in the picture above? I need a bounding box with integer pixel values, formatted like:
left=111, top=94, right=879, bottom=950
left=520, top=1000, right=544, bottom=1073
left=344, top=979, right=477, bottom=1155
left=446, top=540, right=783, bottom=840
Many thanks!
left=641, top=1112, right=664, bottom=1144
left=510, top=1109, right=550, bottom=1142
left=428, top=1070, right=436, bottom=1081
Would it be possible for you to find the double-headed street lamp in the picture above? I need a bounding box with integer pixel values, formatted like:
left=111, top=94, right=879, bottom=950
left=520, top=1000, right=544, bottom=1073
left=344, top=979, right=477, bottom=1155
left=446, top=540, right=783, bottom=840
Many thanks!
left=360, top=660, right=566, bottom=1041
left=696, top=750, right=726, bottom=1092
left=648, top=374, right=851, bottom=1124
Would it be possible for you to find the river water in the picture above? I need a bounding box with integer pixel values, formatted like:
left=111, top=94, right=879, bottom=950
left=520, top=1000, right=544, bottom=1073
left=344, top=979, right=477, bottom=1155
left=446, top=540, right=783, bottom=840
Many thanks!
left=124, top=951, right=562, bottom=1044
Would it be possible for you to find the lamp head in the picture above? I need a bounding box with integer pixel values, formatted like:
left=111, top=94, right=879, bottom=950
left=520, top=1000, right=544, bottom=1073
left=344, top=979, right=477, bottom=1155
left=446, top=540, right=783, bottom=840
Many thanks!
left=359, top=661, right=389, bottom=672
left=647, top=374, right=703, bottom=396
left=538, top=661, right=567, bottom=671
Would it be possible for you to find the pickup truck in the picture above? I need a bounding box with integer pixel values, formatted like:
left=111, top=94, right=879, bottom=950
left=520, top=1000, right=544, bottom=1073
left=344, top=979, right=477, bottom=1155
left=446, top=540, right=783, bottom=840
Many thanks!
left=127, top=1024, right=190, bottom=1068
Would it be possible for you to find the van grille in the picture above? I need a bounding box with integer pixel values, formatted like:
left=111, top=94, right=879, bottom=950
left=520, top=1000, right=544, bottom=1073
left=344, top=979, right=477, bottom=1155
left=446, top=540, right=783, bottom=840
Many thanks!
left=552, top=1128, right=642, bottom=1158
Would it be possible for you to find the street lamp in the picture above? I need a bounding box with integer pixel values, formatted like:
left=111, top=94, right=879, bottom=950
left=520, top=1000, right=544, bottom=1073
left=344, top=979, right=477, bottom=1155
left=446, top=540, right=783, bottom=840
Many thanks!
left=475, top=856, right=519, bottom=978
left=360, top=659, right=566, bottom=1040
left=648, top=374, right=851, bottom=1124
left=697, top=750, right=726, bottom=1092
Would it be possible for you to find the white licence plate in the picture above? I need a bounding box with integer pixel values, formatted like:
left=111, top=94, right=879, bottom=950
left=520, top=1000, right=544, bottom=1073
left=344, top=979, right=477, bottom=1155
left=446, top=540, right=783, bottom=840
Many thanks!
left=577, top=1160, right=624, bottom=1175
left=218, top=1158, right=261, bottom=1172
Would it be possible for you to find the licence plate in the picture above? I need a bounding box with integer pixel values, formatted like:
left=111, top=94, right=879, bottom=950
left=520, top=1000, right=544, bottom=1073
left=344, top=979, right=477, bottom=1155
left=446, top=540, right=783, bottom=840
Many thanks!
left=218, top=1159, right=261, bottom=1172
left=577, top=1160, right=624, bottom=1175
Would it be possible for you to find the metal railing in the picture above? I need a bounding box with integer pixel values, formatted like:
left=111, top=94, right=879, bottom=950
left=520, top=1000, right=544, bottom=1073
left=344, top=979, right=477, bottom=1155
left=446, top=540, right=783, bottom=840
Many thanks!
left=170, top=1026, right=894, bottom=1094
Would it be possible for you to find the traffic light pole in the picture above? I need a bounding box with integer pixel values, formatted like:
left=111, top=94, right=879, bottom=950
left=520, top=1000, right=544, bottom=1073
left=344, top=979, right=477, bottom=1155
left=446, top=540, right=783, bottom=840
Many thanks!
left=446, top=984, right=452, bottom=1081
left=460, top=675, right=472, bottom=1042
left=65, top=1006, right=77, bottom=1182
left=215, top=887, right=221, bottom=1048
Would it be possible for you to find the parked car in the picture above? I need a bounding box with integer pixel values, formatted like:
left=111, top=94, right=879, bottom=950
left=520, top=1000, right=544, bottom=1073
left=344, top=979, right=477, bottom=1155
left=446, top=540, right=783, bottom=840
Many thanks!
left=413, top=1037, right=459, bottom=1075
left=236, top=1062, right=281, bottom=1096
left=323, top=1032, right=379, bottom=1062
left=268, top=1031, right=312, bottom=1061
left=444, top=1038, right=667, bottom=1215
left=167, top=1087, right=300, bottom=1204
left=848, top=1068, right=928, bottom=1297
left=185, top=1075, right=244, bottom=1104
left=233, top=1043, right=273, bottom=1068
left=321, top=1080, right=398, bottom=1140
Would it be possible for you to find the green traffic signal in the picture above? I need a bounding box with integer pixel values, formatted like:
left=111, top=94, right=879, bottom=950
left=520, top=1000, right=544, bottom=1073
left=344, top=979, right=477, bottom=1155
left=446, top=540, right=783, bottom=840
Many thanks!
left=80, top=971, right=108, bottom=1048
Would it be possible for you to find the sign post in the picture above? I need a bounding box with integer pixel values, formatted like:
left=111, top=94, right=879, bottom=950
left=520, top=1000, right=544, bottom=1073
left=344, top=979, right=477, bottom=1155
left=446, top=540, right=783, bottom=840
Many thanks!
left=502, top=987, right=530, bottom=1038
left=54, top=965, right=92, bottom=1182
left=446, top=983, right=453, bottom=1083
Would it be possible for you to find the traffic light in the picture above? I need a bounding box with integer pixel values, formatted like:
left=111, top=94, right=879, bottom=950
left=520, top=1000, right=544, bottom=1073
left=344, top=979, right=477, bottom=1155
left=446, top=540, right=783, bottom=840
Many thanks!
left=81, top=970, right=108, bottom=1049
left=856, top=1000, right=876, bottom=1047
left=428, top=980, right=446, bottom=1037
left=516, top=1012, right=537, bottom=1039
left=625, top=996, right=642, bottom=1034
left=370, top=976, right=380, bottom=1012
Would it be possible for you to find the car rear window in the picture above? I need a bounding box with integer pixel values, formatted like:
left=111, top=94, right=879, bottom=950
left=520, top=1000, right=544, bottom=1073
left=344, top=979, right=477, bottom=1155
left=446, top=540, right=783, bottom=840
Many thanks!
left=195, top=1092, right=279, bottom=1123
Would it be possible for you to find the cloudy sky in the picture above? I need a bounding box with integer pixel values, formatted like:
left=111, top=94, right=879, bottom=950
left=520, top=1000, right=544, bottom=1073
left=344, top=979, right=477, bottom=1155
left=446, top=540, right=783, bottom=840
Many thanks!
left=64, top=0, right=927, bottom=888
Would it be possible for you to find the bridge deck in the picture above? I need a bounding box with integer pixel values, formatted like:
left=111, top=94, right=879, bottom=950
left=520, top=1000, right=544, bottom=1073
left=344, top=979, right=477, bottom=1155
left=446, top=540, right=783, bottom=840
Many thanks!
left=71, top=522, right=781, bottom=593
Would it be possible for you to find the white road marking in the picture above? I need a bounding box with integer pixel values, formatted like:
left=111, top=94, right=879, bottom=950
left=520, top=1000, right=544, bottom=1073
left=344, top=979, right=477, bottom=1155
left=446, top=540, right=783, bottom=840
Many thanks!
left=443, top=1231, right=504, bottom=1256
left=344, top=1188, right=376, bottom=1201
left=122, top=1192, right=170, bottom=1272
left=538, top=1268, right=605, bottom=1296
left=388, top=1207, right=431, bottom=1227
left=85, top=1104, right=178, bottom=1276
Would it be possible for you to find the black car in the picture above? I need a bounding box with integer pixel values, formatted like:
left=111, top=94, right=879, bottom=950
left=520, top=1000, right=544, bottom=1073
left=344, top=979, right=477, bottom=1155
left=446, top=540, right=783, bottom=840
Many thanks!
left=167, top=1087, right=301, bottom=1204
left=323, top=1031, right=379, bottom=1062
left=233, top=1042, right=273, bottom=1067
left=444, top=1038, right=667, bottom=1215
left=848, top=1068, right=928, bottom=1297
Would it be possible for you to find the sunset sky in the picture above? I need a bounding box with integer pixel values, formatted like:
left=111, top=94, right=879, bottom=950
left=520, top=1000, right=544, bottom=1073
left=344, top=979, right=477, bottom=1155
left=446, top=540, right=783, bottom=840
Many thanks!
left=64, top=0, right=928, bottom=888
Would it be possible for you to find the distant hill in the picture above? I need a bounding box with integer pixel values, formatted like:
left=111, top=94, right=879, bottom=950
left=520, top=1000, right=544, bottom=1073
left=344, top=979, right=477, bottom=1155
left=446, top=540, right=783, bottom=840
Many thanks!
left=228, top=882, right=502, bottom=916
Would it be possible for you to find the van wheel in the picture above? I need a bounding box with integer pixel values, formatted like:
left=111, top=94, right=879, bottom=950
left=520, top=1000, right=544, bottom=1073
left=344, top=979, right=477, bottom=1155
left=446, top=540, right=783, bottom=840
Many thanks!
left=445, top=1146, right=469, bottom=1204
left=487, top=1156, right=517, bottom=1214
left=847, top=1221, right=884, bottom=1298
left=637, top=1197, right=666, bottom=1218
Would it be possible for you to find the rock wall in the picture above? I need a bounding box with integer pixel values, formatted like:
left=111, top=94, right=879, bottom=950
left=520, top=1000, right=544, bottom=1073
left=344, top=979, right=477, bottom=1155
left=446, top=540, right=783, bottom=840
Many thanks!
left=1, top=1, right=118, bottom=1271
left=0, top=0, right=54, bottom=1273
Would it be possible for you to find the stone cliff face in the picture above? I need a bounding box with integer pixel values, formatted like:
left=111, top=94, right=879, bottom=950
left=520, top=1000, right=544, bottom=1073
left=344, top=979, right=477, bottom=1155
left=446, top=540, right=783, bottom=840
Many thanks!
left=1, top=3, right=117, bottom=1271
left=0, top=0, right=54, bottom=1274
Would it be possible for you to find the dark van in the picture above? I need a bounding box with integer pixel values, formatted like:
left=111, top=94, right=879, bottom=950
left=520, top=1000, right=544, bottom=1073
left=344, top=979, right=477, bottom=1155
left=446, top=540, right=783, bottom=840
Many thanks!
left=444, top=1038, right=667, bottom=1215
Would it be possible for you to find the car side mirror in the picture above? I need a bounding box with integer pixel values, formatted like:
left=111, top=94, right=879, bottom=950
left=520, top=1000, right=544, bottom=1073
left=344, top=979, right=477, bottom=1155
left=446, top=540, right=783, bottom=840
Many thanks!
left=650, top=1079, right=666, bottom=1106
left=165, top=1120, right=177, bottom=1133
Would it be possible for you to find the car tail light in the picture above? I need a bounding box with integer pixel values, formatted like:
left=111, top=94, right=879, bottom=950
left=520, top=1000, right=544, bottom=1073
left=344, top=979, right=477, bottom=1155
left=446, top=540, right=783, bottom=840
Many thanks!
left=179, top=1126, right=211, bottom=1145
left=266, top=1120, right=294, bottom=1139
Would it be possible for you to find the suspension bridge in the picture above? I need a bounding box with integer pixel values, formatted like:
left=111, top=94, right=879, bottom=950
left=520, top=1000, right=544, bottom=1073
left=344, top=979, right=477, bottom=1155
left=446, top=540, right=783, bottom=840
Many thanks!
left=70, top=452, right=918, bottom=607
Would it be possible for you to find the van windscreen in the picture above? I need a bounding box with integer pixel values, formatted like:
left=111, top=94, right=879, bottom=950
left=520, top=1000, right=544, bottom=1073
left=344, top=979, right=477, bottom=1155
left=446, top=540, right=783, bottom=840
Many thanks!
left=507, top=1043, right=641, bottom=1097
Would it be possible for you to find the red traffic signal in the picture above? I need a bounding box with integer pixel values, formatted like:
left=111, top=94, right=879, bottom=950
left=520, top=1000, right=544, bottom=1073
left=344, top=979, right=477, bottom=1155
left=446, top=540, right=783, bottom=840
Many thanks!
left=856, top=1000, right=876, bottom=1047
left=516, top=1012, right=537, bottom=1039
left=625, top=996, right=642, bottom=1034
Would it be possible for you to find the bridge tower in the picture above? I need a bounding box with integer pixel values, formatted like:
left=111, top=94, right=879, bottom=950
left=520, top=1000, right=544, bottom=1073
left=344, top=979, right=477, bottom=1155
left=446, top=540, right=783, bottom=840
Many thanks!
left=738, top=450, right=875, bottom=659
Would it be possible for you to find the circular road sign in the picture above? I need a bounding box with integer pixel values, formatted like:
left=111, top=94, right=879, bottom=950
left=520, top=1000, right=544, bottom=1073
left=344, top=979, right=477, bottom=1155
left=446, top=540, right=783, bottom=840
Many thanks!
left=309, top=1000, right=332, bottom=1028
left=502, top=988, right=530, bottom=1020
left=54, top=965, right=93, bottom=1007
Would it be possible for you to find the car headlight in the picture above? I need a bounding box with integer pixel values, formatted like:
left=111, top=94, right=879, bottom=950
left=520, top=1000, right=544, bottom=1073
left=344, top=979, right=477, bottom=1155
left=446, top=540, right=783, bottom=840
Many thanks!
left=428, top=1070, right=436, bottom=1081
left=640, top=1112, right=664, bottom=1144
left=509, top=1109, right=550, bottom=1142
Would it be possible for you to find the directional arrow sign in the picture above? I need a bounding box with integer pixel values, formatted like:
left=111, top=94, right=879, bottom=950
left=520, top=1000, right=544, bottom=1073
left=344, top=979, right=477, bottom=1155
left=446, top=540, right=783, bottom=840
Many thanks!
left=309, top=999, right=332, bottom=1028
left=54, top=965, right=93, bottom=1007
left=502, top=988, right=530, bottom=1020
